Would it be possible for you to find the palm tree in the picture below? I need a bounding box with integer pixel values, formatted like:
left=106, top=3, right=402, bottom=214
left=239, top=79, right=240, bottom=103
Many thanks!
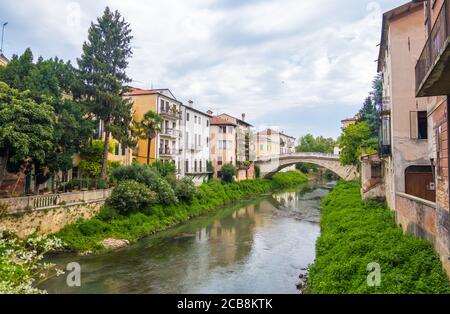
left=134, top=111, right=162, bottom=165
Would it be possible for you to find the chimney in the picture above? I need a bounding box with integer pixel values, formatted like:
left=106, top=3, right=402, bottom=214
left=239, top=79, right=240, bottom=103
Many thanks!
left=242, top=113, right=246, bottom=121
left=188, top=100, right=194, bottom=107
left=207, top=110, right=213, bottom=116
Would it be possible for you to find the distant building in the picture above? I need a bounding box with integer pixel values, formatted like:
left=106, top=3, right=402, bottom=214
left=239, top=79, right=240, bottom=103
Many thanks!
left=209, top=115, right=238, bottom=178
left=0, top=54, right=8, bottom=67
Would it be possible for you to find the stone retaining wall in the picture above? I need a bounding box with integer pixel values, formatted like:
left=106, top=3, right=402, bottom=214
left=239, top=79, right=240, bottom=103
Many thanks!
left=396, top=192, right=450, bottom=278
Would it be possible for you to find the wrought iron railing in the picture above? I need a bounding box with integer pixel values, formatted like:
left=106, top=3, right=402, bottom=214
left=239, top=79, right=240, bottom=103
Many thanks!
left=415, top=0, right=450, bottom=92
left=159, top=106, right=181, bottom=119
left=159, top=147, right=180, bottom=156
left=160, top=128, right=181, bottom=137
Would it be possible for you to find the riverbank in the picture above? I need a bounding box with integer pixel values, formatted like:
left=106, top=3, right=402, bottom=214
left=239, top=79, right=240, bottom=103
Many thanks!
left=53, top=172, right=309, bottom=254
left=307, top=181, right=450, bottom=294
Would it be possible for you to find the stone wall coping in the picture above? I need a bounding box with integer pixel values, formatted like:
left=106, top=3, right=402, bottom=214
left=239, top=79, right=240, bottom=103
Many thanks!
left=7, top=198, right=108, bottom=215
left=396, top=192, right=437, bottom=208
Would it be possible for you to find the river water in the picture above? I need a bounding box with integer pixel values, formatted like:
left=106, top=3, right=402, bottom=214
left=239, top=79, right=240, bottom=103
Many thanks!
left=42, top=181, right=335, bottom=294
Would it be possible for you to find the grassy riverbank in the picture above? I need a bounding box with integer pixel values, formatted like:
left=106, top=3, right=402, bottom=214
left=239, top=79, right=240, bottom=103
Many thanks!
left=308, top=181, right=450, bottom=294
left=54, top=171, right=308, bottom=253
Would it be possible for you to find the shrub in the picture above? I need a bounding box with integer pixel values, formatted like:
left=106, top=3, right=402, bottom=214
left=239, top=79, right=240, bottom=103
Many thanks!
left=97, top=205, right=119, bottom=221
left=97, top=178, right=109, bottom=189
left=220, top=164, right=236, bottom=183
left=150, top=160, right=176, bottom=177
left=152, top=177, right=178, bottom=205
left=175, top=177, right=196, bottom=202
left=108, top=180, right=158, bottom=215
left=254, top=164, right=261, bottom=178
left=272, top=170, right=308, bottom=188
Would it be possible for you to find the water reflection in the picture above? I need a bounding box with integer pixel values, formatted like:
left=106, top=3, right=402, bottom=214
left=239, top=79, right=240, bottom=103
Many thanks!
left=42, top=184, right=332, bottom=294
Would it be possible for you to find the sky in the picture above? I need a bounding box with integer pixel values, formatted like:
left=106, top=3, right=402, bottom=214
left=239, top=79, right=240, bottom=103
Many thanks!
left=0, top=0, right=407, bottom=140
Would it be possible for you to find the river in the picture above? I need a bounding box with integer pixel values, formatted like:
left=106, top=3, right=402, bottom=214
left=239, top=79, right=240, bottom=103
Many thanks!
left=41, top=181, right=335, bottom=294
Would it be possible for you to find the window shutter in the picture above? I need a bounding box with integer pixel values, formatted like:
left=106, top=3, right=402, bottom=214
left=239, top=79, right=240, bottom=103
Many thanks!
left=410, top=111, right=418, bottom=139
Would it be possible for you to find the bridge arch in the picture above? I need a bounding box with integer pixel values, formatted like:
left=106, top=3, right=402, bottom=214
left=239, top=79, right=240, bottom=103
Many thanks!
left=255, top=153, right=358, bottom=181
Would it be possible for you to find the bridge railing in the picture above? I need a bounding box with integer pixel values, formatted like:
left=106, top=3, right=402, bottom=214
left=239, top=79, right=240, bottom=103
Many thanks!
left=255, top=152, right=339, bottom=162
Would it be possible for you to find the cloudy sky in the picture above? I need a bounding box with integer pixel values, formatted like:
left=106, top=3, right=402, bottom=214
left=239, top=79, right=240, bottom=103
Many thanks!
left=0, top=0, right=406, bottom=139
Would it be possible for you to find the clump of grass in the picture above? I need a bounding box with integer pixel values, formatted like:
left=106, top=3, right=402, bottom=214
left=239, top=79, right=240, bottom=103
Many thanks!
left=308, top=181, right=450, bottom=294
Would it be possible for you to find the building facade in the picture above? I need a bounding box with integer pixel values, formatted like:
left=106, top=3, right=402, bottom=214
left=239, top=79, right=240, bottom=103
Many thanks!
left=179, top=101, right=211, bottom=185
left=0, top=54, right=8, bottom=67
left=209, top=115, right=238, bottom=178
left=370, top=0, right=450, bottom=276
left=279, top=132, right=296, bottom=155
left=123, top=88, right=182, bottom=169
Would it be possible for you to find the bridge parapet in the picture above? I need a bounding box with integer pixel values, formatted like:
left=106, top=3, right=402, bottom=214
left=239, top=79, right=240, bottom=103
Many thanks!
left=255, top=153, right=358, bottom=181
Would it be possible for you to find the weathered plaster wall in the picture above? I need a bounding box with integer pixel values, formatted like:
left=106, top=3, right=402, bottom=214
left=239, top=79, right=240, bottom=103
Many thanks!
left=0, top=201, right=103, bottom=238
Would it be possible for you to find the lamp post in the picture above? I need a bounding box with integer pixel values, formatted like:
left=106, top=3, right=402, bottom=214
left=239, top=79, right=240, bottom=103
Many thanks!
left=1, top=22, right=8, bottom=54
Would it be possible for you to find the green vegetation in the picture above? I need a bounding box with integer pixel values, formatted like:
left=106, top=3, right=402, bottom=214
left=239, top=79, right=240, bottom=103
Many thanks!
left=54, top=169, right=310, bottom=253
left=296, top=134, right=336, bottom=154
left=272, top=171, right=308, bottom=188
left=0, top=232, right=64, bottom=294
left=338, top=75, right=381, bottom=166
left=220, top=163, right=237, bottom=183
left=339, top=121, right=378, bottom=166
left=308, top=181, right=450, bottom=294
left=77, top=7, right=134, bottom=180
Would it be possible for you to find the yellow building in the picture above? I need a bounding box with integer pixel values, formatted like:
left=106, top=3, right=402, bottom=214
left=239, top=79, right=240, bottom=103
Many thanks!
left=123, top=88, right=182, bottom=167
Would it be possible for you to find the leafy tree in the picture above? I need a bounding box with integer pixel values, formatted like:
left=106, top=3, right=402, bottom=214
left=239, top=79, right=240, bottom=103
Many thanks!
left=77, top=7, right=134, bottom=180
left=339, top=121, right=377, bottom=166
left=150, top=160, right=176, bottom=177
left=0, top=82, right=54, bottom=187
left=0, top=50, right=94, bottom=181
left=358, top=96, right=378, bottom=137
left=133, top=111, right=162, bottom=165
left=220, top=164, right=236, bottom=183
left=296, top=134, right=336, bottom=153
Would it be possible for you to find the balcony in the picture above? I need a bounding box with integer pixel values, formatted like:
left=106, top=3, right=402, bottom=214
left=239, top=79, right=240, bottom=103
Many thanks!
left=187, top=143, right=203, bottom=152
left=159, top=147, right=180, bottom=157
left=159, top=106, right=181, bottom=120
left=185, top=168, right=212, bottom=175
left=160, top=128, right=181, bottom=138
left=416, top=0, right=450, bottom=97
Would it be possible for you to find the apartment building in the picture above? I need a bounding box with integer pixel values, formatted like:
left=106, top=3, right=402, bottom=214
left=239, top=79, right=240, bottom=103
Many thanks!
left=123, top=88, right=182, bottom=169
left=279, top=132, right=296, bottom=155
left=209, top=115, right=238, bottom=178
left=256, top=129, right=281, bottom=159
left=376, top=1, right=433, bottom=209
left=371, top=0, right=450, bottom=276
left=180, top=101, right=211, bottom=185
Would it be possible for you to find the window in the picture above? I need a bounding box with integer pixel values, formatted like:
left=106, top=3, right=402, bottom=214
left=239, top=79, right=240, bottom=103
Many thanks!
left=207, top=120, right=210, bottom=127
left=115, top=144, right=120, bottom=156
left=122, top=146, right=126, bottom=156
left=410, top=111, right=428, bottom=139
left=195, top=116, right=197, bottom=124
left=186, top=113, right=190, bottom=121
left=160, top=99, right=164, bottom=111
left=186, top=132, right=189, bottom=148
left=200, top=160, right=202, bottom=172
left=185, top=160, right=189, bottom=172
left=371, top=163, right=382, bottom=179
left=228, top=126, right=234, bottom=134
left=437, top=126, right=443, bottom=177
left=260, top=144, right=264, bottom=151
left=218, top=156, right=223, bottom=166
left=194, top=160, right=198, bottom=172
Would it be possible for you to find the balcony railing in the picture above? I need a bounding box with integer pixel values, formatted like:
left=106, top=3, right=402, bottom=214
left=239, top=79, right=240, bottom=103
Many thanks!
left=185, top=167, right=212, bottom=175
left=159, top=147, right=180, bottom=156
left=416, top=0, right=450, bottom=96
left=159, top=106, right=181, bottom=120
left=160, top=128, right=181, bottom=138
left=187, top=143, right=203, bottom=151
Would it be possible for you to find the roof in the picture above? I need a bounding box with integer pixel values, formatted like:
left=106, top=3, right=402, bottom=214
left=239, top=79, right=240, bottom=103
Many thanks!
left=210, top=116, right=237, bottom=126
left=218, top=113, right=253, bottom=127
left=0, top=53, right=9, bottom=65
left=184, top=105, right=212, bottom=118
left=123, top=88, right=180, bottom=103
left=279, top=132, right=296, bottom=140
left=377, top=1, right=423, bottom=72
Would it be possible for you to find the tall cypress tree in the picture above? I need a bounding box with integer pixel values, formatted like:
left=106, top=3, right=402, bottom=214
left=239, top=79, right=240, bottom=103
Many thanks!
left=77, top=7, right=133, bottom=180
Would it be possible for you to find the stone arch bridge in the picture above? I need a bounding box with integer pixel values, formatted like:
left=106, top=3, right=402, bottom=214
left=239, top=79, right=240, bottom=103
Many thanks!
left=255, top=153, right=358, bottom=180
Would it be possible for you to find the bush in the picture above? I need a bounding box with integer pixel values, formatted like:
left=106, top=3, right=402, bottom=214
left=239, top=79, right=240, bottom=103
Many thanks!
left=272, top=170, right=308, bottom=188
left=150, top=160, right=176, bottom=177
left=175, top=177, right=196, bottom=202
left=307, top=181, right=450, bottom=294
left=108, top=180, right=158, bottom=215
left=97, top=178, right=109, bottom=189
left=97, top=205, right=119, bottom=221
left=220, top=164, right=236, bottom=183
left=152, top=177, right=178, bottom=205
left=254, top=164, right=261, bottom=179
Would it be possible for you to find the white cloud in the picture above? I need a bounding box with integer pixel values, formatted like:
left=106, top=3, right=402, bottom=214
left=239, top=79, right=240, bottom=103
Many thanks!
left=2, top=0, right=399, bottom=137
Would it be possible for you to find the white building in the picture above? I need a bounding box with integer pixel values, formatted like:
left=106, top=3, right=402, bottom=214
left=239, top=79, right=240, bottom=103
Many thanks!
left=179, top=101, right=212, bottom=185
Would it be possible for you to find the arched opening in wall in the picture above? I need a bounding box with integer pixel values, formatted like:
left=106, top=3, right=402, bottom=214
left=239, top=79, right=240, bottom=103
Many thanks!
left=405, top=166, right=436, bottom=202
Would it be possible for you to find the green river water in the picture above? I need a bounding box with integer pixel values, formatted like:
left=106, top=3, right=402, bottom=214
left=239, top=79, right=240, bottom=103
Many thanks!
left=41, top=181, right=335, bottom=294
